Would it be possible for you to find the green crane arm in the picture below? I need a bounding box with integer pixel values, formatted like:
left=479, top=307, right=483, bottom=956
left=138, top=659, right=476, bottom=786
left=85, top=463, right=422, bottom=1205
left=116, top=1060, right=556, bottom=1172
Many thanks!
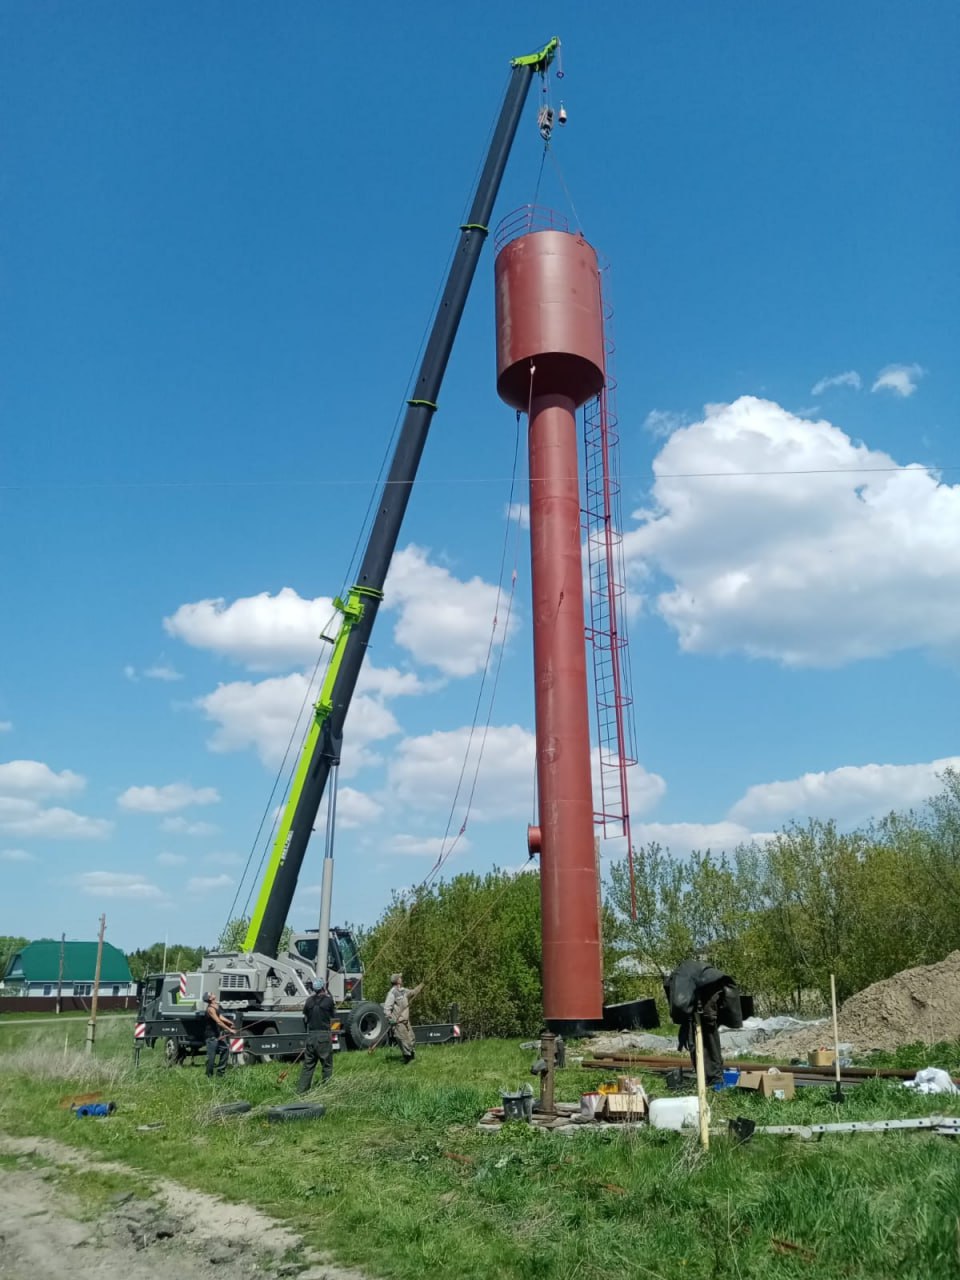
left=241, top=37, right=560, bottom=959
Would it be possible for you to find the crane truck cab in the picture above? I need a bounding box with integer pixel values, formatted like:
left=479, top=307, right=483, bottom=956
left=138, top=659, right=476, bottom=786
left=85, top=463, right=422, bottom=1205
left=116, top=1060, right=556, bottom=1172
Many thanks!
left=289, top=926, right=365, bottom=1003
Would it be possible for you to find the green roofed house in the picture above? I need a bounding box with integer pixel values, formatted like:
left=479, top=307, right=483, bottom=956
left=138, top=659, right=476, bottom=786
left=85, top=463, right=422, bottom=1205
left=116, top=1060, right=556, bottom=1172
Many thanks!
left=1, top=940, right=136, bottom=999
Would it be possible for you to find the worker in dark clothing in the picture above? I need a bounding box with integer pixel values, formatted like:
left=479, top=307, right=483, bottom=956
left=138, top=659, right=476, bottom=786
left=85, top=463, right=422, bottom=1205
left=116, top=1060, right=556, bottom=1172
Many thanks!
left=693, top=986, right=725, bottom=1087
left=297, top=977, right=335, bottom=1093
left=664, top=960, right=743, bottom=1087
left=203, top=992, right=234, bottom=1079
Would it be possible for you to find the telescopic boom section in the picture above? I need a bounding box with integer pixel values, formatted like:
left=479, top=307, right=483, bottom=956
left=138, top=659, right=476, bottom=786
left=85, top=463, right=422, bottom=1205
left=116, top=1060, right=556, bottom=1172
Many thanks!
left=244, top=38, right=560, bottom=959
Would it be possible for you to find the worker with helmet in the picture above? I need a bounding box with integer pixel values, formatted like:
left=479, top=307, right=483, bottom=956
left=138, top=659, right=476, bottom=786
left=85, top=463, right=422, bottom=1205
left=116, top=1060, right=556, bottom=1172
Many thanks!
left=297, top=977, right=336, bottom=1092
left=384, top=972, right=423, bottom=1064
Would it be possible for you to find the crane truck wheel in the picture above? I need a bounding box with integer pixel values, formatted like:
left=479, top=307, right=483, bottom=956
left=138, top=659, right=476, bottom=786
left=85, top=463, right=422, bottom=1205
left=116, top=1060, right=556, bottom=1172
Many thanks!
left=344, top=1001, right=386, bottom=1050
left=163, top=1038, right=185, bottom=1067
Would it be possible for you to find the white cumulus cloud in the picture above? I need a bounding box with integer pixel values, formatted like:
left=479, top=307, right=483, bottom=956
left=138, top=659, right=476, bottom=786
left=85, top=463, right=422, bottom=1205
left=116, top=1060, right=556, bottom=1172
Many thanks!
left=0, top=797, right=112, bottom=839
left=0, top=761, right=85, bottom=797
left=623, top=395, right=960, bottom=666
left=164, top=587, right=338, bottom=670
left=644, top=409, right=689, bottom=438
left=871, top=363, right=925, bottom=397
left=385, top=833, right=474, bottom=858
left=197, top=673, right=399, bottom=772
left=144, top=663, right=183, bottom=682
left=811, top=370, right=861, bottom=395
left=160, top=817, right=219, bottom=836
left=156, top=852, right=188, bottom=866
left=385, top=545, right=518, bottom=678
left=118, top=783, right=220, bottom=813
left=504, top=502, right=530, bottom=529
left=187, top=874, right=234, bottom=893
left=388, top=724, right=536, bottom=821
left=0, top=848, right=36, bottom=862
left=729, top=756, right=960, bottom=827
left=337, top=787, right=383, bottom=829
left=76, top=871, right=166, bottom=900
left=630, top=821, right=773, bottom=857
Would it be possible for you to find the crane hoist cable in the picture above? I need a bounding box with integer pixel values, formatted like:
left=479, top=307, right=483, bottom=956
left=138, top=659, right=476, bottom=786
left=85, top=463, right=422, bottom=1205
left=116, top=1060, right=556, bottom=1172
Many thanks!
left=362, top=423, right=527, bottom=974
left=430, top=411, right=523, bottom=868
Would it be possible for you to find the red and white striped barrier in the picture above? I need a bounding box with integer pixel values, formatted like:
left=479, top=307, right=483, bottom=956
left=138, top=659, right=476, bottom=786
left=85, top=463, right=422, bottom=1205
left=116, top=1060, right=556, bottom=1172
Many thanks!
left=179, top=973, right=187, bottom=998
left=134, top=1022, right=146, bottom=1040
left=229, top=1038, right=245, bottom=1055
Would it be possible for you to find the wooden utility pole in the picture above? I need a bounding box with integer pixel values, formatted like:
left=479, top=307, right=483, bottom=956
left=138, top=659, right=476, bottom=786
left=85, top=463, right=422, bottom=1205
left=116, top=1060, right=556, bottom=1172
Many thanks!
left=693, top=1010, right=710, bottom=1150
left=84, top=914, right=106, bottom=1055
left=56, top=932, right=65, bottom=1016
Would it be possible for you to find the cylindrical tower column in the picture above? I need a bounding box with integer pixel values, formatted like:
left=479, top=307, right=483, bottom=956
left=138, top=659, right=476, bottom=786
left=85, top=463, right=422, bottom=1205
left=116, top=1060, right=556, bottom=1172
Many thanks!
left=495, top=225, right=606, bottom=1034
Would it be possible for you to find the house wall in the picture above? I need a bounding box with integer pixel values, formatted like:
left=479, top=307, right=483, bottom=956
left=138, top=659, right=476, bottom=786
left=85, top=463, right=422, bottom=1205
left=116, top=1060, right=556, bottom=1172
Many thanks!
left=0, top=995, right=136, bottom=1013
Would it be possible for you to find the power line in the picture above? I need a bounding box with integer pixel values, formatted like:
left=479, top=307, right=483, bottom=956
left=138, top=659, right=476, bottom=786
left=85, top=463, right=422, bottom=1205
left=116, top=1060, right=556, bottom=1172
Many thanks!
left=1, top=462, right=955, bottom=494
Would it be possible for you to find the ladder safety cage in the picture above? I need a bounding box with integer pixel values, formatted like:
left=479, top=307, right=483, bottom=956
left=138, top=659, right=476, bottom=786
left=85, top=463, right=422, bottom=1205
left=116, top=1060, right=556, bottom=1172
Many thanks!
left=582, top=259, right=639, bottom=913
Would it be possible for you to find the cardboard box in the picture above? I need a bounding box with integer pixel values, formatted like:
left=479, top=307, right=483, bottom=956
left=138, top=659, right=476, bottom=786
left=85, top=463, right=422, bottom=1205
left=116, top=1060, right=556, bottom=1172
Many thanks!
left=737, top=1070, right=795, bottom=1101
left=602, top=1092, right=648, bottom=1119
left=810, top=1049, right=835, bottom=1068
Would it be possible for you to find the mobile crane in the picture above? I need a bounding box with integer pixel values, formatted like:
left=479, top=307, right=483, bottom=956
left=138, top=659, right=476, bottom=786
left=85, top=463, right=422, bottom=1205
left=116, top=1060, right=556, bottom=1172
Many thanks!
left=137, top=37, right=561, bottom=1065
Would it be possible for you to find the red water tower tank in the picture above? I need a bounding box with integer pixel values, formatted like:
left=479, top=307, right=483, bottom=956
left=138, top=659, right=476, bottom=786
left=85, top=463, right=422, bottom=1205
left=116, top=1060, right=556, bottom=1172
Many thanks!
left=495, top=224, right=606, bottom=1035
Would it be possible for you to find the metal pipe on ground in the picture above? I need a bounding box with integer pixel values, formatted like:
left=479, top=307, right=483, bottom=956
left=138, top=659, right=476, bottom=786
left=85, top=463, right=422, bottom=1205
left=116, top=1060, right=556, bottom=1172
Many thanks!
left=580, top=1054, right=958, bottom=1084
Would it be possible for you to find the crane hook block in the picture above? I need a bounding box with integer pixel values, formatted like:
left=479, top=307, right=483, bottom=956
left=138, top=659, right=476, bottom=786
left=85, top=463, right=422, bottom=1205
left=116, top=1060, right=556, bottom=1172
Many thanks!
left=538, top=105, right=554, bottom=141
left=558, top=104, right=568, bottom=125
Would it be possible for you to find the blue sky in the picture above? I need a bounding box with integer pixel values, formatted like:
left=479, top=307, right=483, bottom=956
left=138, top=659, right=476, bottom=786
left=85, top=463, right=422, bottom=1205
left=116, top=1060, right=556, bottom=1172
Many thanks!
left=2, top=3, right=958, bottom=954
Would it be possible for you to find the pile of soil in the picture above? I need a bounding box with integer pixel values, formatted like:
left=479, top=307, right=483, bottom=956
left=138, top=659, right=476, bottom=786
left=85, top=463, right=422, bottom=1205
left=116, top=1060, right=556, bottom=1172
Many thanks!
left=760, top=950, right=960, bottom=1058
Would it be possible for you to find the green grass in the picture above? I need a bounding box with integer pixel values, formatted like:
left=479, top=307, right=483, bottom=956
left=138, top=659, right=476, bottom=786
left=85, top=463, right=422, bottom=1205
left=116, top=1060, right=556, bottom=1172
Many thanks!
left=2, top=1017, right=960, bottom=1279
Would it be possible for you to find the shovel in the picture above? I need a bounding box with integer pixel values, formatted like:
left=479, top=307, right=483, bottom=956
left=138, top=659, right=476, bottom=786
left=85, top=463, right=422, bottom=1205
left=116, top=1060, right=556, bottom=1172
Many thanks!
left=829, top=973, right=844, bottom=1104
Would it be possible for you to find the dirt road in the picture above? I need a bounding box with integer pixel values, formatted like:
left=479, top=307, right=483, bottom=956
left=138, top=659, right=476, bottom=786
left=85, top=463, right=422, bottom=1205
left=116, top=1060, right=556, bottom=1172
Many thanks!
left=0, top=1135, right=368, bottom=1280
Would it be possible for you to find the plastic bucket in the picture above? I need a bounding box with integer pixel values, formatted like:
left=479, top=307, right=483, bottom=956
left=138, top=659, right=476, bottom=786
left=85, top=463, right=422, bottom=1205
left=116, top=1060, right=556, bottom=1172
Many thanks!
left=579, top=1092, right=602, bottom=1119
left=723, top=1068, right=740, bottom=1088
left=501, top=1089, right=534, bottom=1122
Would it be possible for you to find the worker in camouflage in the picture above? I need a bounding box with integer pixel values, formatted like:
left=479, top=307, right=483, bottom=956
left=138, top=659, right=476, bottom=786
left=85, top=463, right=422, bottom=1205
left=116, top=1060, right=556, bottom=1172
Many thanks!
left=384, top=972, right=422, bottom=1063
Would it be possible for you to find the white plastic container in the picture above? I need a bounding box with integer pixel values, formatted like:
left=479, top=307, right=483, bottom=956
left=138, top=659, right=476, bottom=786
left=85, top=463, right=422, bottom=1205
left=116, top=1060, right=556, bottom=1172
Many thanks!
left=648, top=1096, right=701, bottom=1131
left=579, top=1092, right=603, bottom=1119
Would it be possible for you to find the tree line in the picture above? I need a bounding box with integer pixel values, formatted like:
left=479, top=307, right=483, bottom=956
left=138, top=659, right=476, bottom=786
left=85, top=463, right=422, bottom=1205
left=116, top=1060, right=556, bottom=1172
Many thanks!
left=605, top=769, right=960, bottom=1011
left=11, top=771, right=959, bottom=1035
left=360, top=771, right=960, bottom=1032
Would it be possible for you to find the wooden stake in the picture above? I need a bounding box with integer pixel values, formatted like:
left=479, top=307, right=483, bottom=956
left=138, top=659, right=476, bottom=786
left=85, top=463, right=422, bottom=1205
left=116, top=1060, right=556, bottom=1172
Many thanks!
left=84, top=914, right=106, bottom=1056
left=56, top=932, right=65, bottom=1016
left=829, top=973, right=844, bottom=1103
left=693, top=1011, right=710, bottom=1149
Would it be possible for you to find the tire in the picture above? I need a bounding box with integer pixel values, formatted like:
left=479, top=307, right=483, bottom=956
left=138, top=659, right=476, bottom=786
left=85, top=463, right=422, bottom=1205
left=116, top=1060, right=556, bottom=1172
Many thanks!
left=163, top=1038, right=185, bottom=1067
left=208, top=1102, right=252, bottom=1119
left=239, top=1024, right=278, bottom=1064
left=345, top=1001, right=386, bottom=1050
left=264, top=1103, right=326, bottom=1124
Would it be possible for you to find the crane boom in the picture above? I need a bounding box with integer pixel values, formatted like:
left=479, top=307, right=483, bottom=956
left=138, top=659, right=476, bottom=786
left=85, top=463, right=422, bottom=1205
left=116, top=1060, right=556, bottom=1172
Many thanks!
left=244, top=37, right=559, bottom=958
